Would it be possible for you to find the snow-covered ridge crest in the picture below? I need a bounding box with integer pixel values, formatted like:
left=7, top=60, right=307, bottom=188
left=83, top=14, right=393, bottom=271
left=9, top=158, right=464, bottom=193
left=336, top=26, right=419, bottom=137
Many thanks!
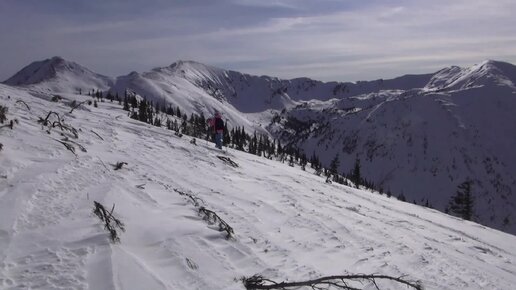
left=425, top=60, right=516, bottom=91
left=3, top=56, right=113, bottom=93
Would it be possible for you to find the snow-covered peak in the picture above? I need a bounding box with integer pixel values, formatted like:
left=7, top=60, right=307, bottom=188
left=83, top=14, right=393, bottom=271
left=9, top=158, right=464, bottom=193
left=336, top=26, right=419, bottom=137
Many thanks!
left=425, top=60, right=516, bottom=91
left=3, top=56, right=113, bottom=93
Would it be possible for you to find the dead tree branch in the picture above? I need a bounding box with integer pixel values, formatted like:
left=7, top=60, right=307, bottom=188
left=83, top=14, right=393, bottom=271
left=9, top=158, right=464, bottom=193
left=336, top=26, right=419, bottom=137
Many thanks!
left=174, top=188, right=205, bottom=206
left=38, top=111, right=61, bottom=126
left=61, top=137, right=87, bottom=152
left=90, top=130, right=104, bottom=140
left=242, top=274, right=423, bottom=290
left=199, top=206, right=234, bottom=239
left=0, top=120, right=14, bottom=130
left=54, top=139, right=76, bottom=155
left=113, top=162, right=128, bottom=170
left=217, top=155, right=239, bottom=167
left=0, top=105, right=7, bottom=124
left=69, top=100, right=91, bottom=113
left=38, top=111, right=79, bottom=138
left=93, top=201, right=126, bottom=243
left=15, top=100, right=30, bottom=111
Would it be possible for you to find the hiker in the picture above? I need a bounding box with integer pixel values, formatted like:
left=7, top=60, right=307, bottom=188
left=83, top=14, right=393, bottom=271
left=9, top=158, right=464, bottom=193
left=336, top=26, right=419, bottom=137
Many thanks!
left=209, top=111, right=224, bottom=149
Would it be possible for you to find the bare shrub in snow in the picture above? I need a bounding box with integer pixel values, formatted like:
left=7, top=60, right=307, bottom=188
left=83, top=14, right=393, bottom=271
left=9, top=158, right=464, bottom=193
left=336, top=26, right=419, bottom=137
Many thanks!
left=199, top=207, right=234, bottom=239
left=0, top=105, right=7, bottom=124
left=217, top=155, right=239, bottom=167
left=38, top=111, right=79, bottom=138
left=174, top=188, right=204, bottom=207
left=93, top=201, right=126, bottom=243
left=69, top=100, right=91, bottom=114
left=113, top=162, right=128, bottom=170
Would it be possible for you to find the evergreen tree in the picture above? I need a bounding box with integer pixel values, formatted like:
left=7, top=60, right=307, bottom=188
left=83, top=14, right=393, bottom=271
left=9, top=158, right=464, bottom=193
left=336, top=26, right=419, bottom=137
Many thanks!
left=448, top=180, right=474, bottom=220
left=351, top=157, right=361, bottom=188
left=138, top=99, right=148, bottom=122
left=329, top=153, right=340, bottom=177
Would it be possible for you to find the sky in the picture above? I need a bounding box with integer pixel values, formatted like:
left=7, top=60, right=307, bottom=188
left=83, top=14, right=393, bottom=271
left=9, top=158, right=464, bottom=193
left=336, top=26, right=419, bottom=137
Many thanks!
left=1, top=0, right=516, bottom=82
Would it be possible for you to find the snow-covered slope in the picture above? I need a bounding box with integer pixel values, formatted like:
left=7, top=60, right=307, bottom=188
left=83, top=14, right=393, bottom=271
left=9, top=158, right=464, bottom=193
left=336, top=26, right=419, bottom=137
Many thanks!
left=1, top=84, right=516, bottom=290
left=3, top=57, right=516, bottom=235
left=3, top=56, right=113, bottom=94
left=425, top=60, right=516, bottom=91
left=270, top=60, right=516, bottom=234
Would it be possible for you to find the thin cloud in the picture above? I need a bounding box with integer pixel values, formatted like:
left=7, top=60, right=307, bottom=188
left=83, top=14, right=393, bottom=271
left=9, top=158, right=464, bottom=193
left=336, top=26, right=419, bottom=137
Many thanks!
left=1, top=0, right=515, bottom=82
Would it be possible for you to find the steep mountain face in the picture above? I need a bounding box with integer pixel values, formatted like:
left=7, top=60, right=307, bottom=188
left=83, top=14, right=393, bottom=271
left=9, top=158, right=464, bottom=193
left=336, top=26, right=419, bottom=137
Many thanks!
left=3, top=56, right=113, bottom=93
left=269, top=61, right=516, bottom=234
left=3, top=57, right=516, bottom=234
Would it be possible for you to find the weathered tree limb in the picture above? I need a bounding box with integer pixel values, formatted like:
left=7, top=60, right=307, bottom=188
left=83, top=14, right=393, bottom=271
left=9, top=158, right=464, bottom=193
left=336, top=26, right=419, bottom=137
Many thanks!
left=242, top=274, right=423, bottom=290
left=69, top=100, right=90, bottom=113
left=54, top=139, right=76, bottom=155
left=38, top=111, right=61, bottom=126
left=15, top=100, right=30, bottom=111
left=199, top=206, right=234, bottom=239
left=90, top=129, right=104, bottom=140
left=0, top=120, right=14, bottom=130
left=93, top=201, right=125, bottom=243
left=61, top=137, right=87, bottom=152
left=217, top=155, right=239, bottom=167
left=113, top=162, right=128, bottom=170
left=174, top=188, right=205, bottom=206
left=39, top=111, right=79, bottom=138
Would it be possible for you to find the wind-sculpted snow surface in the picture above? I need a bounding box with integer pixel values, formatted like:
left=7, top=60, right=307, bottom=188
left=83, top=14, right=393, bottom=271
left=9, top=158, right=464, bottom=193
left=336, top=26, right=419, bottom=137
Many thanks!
left=1, top=84, right=516, bottom=289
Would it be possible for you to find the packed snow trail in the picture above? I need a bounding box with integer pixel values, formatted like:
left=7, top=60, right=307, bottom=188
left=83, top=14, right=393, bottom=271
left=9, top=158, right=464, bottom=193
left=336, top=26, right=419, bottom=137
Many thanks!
left=1, top=86, right=516, bottom=289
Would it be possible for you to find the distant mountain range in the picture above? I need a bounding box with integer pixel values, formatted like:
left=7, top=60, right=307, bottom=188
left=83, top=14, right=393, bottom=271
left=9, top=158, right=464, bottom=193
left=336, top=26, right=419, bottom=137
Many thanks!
left=3, top=56, right=516, bottom=234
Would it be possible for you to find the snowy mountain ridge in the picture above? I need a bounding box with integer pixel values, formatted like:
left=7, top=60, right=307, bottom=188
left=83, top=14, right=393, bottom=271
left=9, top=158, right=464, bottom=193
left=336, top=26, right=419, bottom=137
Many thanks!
left=3, top=57, right=516, bottom=235
left=4, top=56, right=114, bottom=93
left=425, top=60, right=516, bottom=91
left=1, top=83, right=516, bottom=289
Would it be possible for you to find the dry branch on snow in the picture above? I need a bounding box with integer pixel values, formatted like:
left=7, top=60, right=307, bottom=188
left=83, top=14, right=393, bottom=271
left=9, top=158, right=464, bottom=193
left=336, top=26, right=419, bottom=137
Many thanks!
left=242, top=274, right=423, bottom=290
left=93, top=201, right=126, bottom=243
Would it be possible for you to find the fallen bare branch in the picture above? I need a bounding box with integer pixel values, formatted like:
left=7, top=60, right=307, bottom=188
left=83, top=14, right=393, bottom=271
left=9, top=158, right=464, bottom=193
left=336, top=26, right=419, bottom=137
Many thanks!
left=54, top=139, right=76, bottom=155
left=199, top=206, right=234, bottom=239
left=15, top=100, right=30, bottom=111
left=90, top=130, right=104, bottom=140
left=174, top=188, right=205, bottom=207
left=217, top=155, right=238, bottom=167
left=93, top=201, right=125, bottom=243
left=242, top=274, right=423, bottom=290
left=62, top=137, right=87, bottom=152
left=69, top=100, right=90, bottom=113
left=113, top=162, right=128, bottom=170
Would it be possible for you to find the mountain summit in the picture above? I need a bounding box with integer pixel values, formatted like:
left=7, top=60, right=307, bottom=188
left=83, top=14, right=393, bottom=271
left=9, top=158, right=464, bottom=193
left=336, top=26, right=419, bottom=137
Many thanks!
left=4, top=56, right=113, bottom=93
left=425, top=60, right=516, bottom=91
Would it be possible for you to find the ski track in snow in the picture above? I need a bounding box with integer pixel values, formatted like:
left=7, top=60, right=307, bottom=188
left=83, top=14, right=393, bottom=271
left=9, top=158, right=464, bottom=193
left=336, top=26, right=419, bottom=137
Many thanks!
left=1, top=88, right=516, bottom=289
